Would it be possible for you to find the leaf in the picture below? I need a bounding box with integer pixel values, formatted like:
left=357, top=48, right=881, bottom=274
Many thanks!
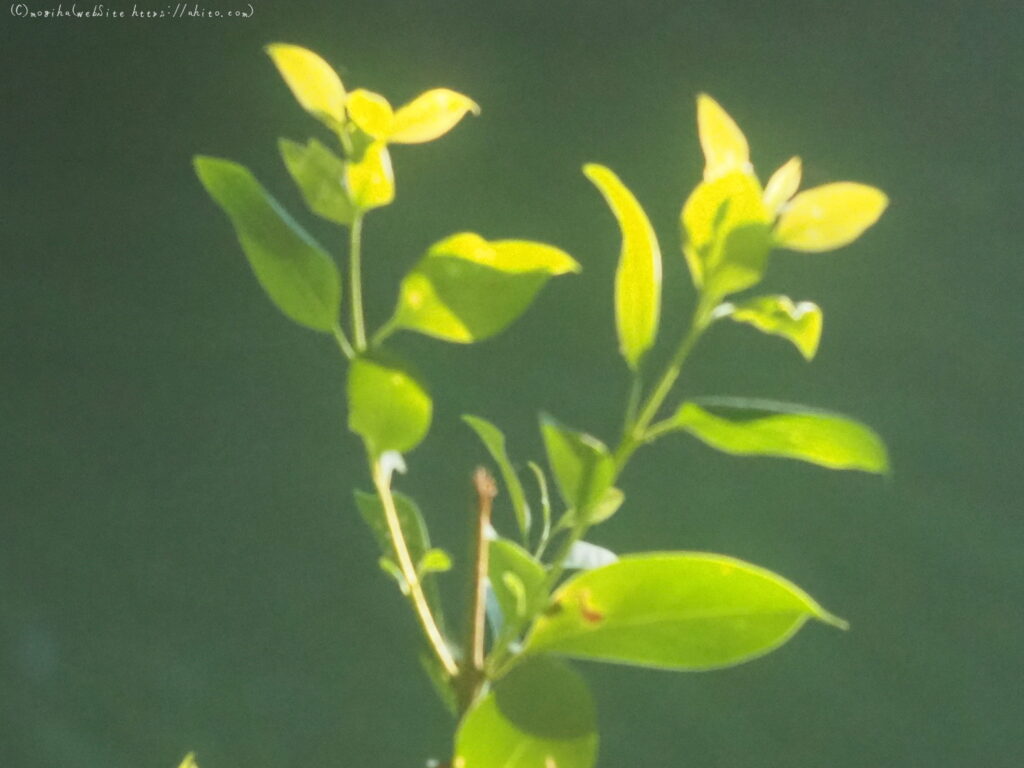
left=346, top=89, right=394, bottom=139
left=392, top=233, right=579, bottom=343
left=463, top=415, right=531, bottom=539
left=265, top=43, right=346, bottom=126
left=525, top=552, right=846, bottom=671
left=662, top=397, right=889, bottom=473
left=345, top=141, right=395, bottom=210
left=489, top=538, right=547, bottom=637
left=278, top=138, right=355, bottom=225
left=347, top=353, right=432, bottom=455
left=585, top=486, right=624, bottom=526
left=177, top=753, right=198, bottom=768
left=715, top=295, right=823, bottom=360
left=194, top=156, right=341, bottom=332
left=540, top=415, right=616, bottom=520
left=583, top=164, right=662, bottom=370
left=681, top=170, right=772, bottom=299
left=453, top=656, right=598, bottom=768
left=697, top=93, right=751, bottom=181
left=419, top=548, right=453, bottom=575
left=389, top=88, right=480, bottom=144
left=774, top=182, right=888, bottom=252
left=564, top=540, right=618, bottom=570
left=763, top=156, right=802, bottom=215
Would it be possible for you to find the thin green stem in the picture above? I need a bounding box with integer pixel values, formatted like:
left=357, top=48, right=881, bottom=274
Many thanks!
left=349, top=212, right=367, bottom=351
left=332, top=324, right=355, bottom=359
left=456, top=468, right=495, bottom=714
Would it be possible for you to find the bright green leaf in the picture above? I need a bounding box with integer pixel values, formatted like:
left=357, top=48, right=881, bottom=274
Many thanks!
left=454, top=656, right=598, bottom=768
left=715, top=295, right=823, bottom=360
left=419, top=548, right=453, bottom=575
left=489, top=537, right=547, bottom=637
left=265, top=43, right=346, bottom=126
left=775, top=182, right=888, bottom=252
left=583, top=164, right=662, bottom=370
left=463, top=415, right=531, bottom=539
left=584, top=486, right=624, bottom=525
left=540, top=415, right=616, bottom=520
left=279, top=138, right=355, bottom=226
left=389, top=88, right=480, bottom=144
left=526, top=552, right=846, bottom=671
left=347, top=353, right=432, bottom=455
left=393, top=233, right=579, bottom=343
left=697, top=94, right=751, bottom=181
left=662, top=398, right=889, bottom=473
left=763, top=156, right=802, bottom=215
left=194, top=156, right=341, bottom=332
left=346, top=88, right=395, bottom=139
left=345, top=141, right=395, bottom=210
left=177, top=753, right=198, bottom=768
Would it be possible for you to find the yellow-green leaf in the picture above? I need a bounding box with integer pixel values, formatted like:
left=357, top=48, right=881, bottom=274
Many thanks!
left=389, top=88, right=480, bottom=144
left=540, top=414, right=616, bottom=520
left=345, top=141, right=395, bottom=210
left=278, top=138, right=355, bottom=225
left=177, top=753, right=198, bottom=768
left=463, top=415, right=531, bottom=539
left=265, top=43, right=346, bottom=126
left=715, top=295, right=823, bottom=360
left=662, top=398, right=889, bottom=473
left=584, top=163, right=662, bottom=370
left=346, top=89, right=394, bottom=139
left=347, top=353, right=432, bottom=455
left=775, top=182, right=888, bottom=252
left=697, top=93, right=751, bottom=181
left=763, top=156, right=802, bottom=215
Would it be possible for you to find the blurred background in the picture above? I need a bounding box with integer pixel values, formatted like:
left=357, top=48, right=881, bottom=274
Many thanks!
left=2, top=1, right=1022, bottom=765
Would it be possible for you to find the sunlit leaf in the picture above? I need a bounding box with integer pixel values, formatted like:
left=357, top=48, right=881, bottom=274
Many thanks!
left=525, top=553, right=846, bottom=670
left=775, top=182, right=888, bottom=252
left=454, top=656, right=598, bottom=768
left=489, top=537, right=546, bottom=637
left=583, top=486, right=624, bottom=525
left=389, top=88, right=480, bottom=144
left=763, top=156, right=802, bottom=215
left=564, top=540, right=618, bottom=570
left=419, top=548, right=453, bottom=575
left=346, top=88, right=395, bottom=139
left=265, top=43, right=346, bottom=126
left=393, top=233, right=579, bottom=343
left=715, top=295, right=823, bottom=360
left=194, top=156, right=341, bottom=331
left=345, top=141, right=395, bottom=210
left=583, top=164, right=662, bottom=370
left=662, top=398, right=889, bottom=473
left=697, top=93, right=751, bottom=181
left=347, top=353, right=432, bottom=454
left=463, top=415, right=531, bottom=539
left=177, top=753, right=198, bottom=768
left=540, top=415, right=616, bottom=520
left=279, top=138, right=354, bottom=225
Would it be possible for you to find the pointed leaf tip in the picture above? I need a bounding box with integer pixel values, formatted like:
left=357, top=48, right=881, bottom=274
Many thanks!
left=266, top=43, right=346, bottom=125
left=697, top=93, right=751, bottom=181
left=775, top=182, right=888, bottom=252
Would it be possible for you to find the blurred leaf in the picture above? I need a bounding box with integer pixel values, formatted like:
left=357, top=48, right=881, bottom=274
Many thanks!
left=582, top=486, right=624, bottom=525
left=278, top=138, right=355, bottom=225
left=526, top=553, right=846, bottom=670
left=389, top=88, right=480, bottom=144
left=419, top=652, right=457, bottom=716
left=463, top=415, right=531, bottom=539
left=454, top=656, right=598, bottom=768
left=345, top=141, right=395, bottom=210
left=697, top=93, right=751, bottom=181
left=419, top=548, right=453, bottom=575
left=265, top=43, right=346, bottom=126
left=177, top=754, right=198, bottom=768
left=715, top=295, right=823, bottom=360
left=489, top=537, right=546, bottom=637
left=540, top=415, right=616, bottom=520
left=763, top=156, right=802, bottom=215
left=584, top=164, right=662, bottom=370
left=775, top=182, right=888, bottom=252
left=564, top=540, right=618, bottom=570
left=348, top=353, right=432, bottom=454
left=346, top=88, right=395, bottom=139
left=194, top=156, right=340, bottom=331
left=393, top=233, right=579, bottom=342
left=662, top=398, right=889, bottom=473
left=378, top=556, right=408, bottom=593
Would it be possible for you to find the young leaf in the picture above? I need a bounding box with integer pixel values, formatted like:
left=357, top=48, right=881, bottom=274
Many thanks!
left=540, top=415, right=616, bottom=519
left=453, top=656, right=598, bottom=768
left=662, top=397, right=889, bottom=473
left=489, top=538, right=547, bottom=636
left=389, top=88, right=480, bottom=144
left=194, top=156, right=341, bottom=332
left=564, top=540, right=618, bottom=570
left=583, top=164, right=662, bottom=370
left=418, top=548, right=453, bottom=575
left=774, top=182, right=888, bottom=252
left=715, top=295, right=823, bottom=360
left=345, top=89, right=395, bottom=139
left=525, top=552, right=846, bottom=671
left=582, top=486, right=624, bottom=525
left=392, top=233, right=579, bottom=343
left=463, top=415, right=531, bottom=539
left=345, top=141, right=395, bottom=210
left=347, top=353, right=432, bottom=455
left=265, top=44, right=346, bottom=126
left=278, top=138, right=355, bottom=226
left=763, top=156, right=802, bottom=215
left=697, top=94, right=751, bottom=181
left=177, top=753, right=198, bottom=768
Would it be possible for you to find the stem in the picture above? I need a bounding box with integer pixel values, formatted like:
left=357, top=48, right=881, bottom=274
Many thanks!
left=349, top=212, right=367, bottom=351
left=370, top=456, right=458, bottom=678
left=332, top=324, right=355, bottom=359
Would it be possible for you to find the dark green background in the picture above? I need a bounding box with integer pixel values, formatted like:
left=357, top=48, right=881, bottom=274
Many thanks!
left=3, top=1, right=1021, bottom=765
